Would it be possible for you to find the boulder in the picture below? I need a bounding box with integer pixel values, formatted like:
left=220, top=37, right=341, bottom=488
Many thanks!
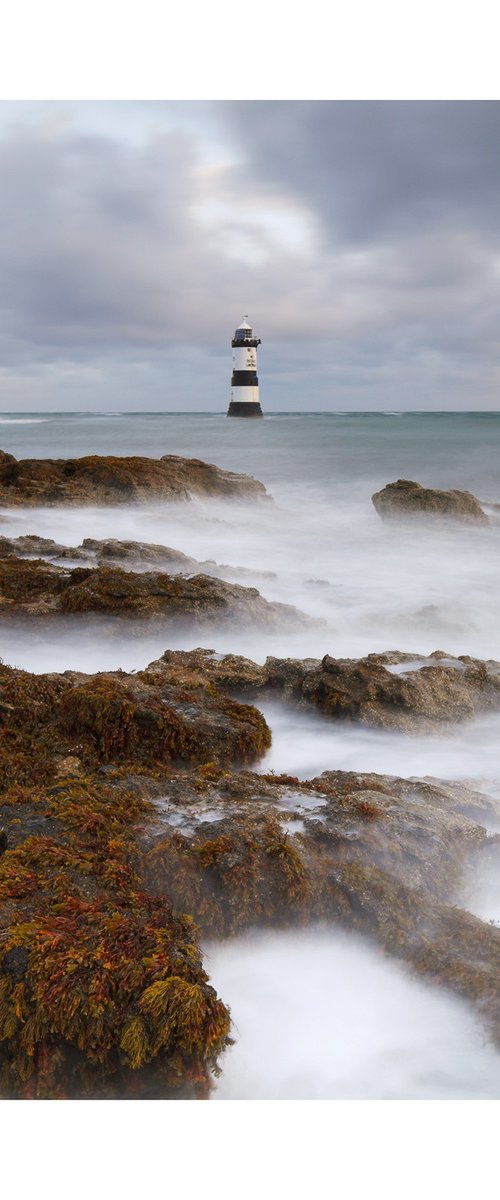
left=0, top=452, right=270, bottom=506
left=372, top=478, right=488, bottom=523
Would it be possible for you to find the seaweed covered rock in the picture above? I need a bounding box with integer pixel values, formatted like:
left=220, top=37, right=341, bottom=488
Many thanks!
left=0, top=661, right=271, bottom=789
left=141, top=767, right=500, bottom=1038
left=0, top=776, right=231, bottom=1098
left=0, top=558, right=311, bottom=630
left=372, top=478, right=488, bottom=524
left=0, top=656, right=274, bottom=1098
left=0, top=453, right=270, bottom=507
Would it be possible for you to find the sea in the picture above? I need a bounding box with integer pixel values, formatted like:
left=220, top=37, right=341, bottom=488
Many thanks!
left=1, top=409, right=500, bottom=1099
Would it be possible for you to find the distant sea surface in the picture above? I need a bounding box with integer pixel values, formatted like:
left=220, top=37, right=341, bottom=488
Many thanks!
left=1, top=410, right=499, bottom=498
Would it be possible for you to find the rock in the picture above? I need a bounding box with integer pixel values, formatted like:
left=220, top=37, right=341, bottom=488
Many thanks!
left=89, top=538, right=198, bottom=570
left=372, top=478, right=488, bottom=523
left=0, top=535, right=69, bottom=558
left=0, top=558, right=68, bottom=614
left=0, top=450, right=16, bottom=465
left=142, top=767, right=500, bottom=1039
left=277, top=650, right=500, bottom=730
left=0, top=533, right=278, bottom=586
left=2, top=947, right=28, bottom=982
left=144, top=646, right=500, bottom=732
left=0, top=453, right=270, bottom=507
left=145, top=648, right=268, bottom=692
left=0, top=659, right=271, bottom=789
left=0, top=762, right=231, bottom=1097
left=0, top=558, right=313, bottom=631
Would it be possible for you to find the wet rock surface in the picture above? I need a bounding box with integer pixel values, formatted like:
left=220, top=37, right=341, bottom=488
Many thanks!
left=0, top=451, right=270, bottom=507
left=372, top=478, right=488, bottom=523
left=0, top=557, right=310, bottom=630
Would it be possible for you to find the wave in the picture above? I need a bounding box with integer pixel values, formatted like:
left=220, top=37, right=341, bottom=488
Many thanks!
left=0, top=417, right=49, bottom=424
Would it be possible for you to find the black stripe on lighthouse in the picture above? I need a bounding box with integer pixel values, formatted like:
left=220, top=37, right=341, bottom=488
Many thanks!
left=231, top=370, right=259, bottom=386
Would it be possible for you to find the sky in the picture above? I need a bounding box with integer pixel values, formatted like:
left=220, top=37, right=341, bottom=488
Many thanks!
left=0, top=99, right=499, bottom=412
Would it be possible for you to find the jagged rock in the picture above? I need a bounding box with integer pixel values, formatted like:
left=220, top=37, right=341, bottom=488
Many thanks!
left=264, top=650, right=500, bottom=730
left=0, top=558, right=312, bottom=631
left=0, top=451, right=16, bottom=465
left=144, top=647, right=500, bottom=732
left=145, top=648, right=268, bottom=692
left=372, top=478, right=488, bottom=523
left=0, top=452, right=270, bottom=507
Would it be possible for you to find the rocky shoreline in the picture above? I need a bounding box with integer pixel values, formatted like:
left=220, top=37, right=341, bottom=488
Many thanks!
left=1, top=450, right=499, bottom=1099
left=1, top=646, right=500, bottom=1097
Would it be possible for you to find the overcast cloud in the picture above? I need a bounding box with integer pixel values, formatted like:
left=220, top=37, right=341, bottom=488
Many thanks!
left=0, top=100, right=498, bottom=411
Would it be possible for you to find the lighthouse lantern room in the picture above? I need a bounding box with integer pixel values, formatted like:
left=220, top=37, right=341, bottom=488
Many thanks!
left=227, top=316, right=263, bottom=417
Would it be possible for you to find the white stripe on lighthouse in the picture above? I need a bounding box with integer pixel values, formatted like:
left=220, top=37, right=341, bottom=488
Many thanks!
left=231, top=386, right=260, bottom=403
left=233, top=346, right=257, bottom=371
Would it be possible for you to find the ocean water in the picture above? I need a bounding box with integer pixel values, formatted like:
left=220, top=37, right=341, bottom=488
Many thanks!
left=1, top=410, right=500, bottom=1099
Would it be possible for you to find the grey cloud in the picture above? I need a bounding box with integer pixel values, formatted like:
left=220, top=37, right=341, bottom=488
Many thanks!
left=0, top=102, right=499, bottom=412
left=218, top=101, right=500, bottom=243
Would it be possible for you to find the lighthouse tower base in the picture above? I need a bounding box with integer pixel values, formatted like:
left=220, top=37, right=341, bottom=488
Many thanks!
left=227, top=401, right=263, bottom=418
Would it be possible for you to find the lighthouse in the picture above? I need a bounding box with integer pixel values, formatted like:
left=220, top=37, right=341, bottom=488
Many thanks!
left=227, top=316, right=263, bottom=418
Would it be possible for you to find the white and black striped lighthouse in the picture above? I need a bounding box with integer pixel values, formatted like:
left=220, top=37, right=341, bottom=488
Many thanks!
left=227, top=316, right=263, bottom=418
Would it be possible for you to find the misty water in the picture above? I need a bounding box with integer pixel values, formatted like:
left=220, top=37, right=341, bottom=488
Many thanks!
left=1, top=411, right=500, bottom=1098
left=206, top=928, right=500, bottom=1100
